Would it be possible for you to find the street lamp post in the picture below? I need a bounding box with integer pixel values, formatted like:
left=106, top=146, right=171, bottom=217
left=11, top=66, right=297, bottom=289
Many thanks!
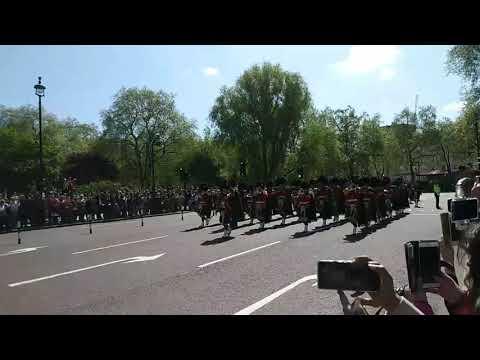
left=34, top=77, right=46, bottom=193
left=151, top=140, right=155, bottom=194
left=475, top=100, right=480, bottom=170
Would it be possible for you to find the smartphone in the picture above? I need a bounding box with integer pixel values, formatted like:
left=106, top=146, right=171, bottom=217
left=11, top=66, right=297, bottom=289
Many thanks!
left=317, top=260, right=380, bottom=292
left=405, top=240, right=440, bottom=291
left=404, top=242, right=418, bottom=292
left=451, top=198, right=478, bottom=222
left=418, top=241, right=440, bottom=289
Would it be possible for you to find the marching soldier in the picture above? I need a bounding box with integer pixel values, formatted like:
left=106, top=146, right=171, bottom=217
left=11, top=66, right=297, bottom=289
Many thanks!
left=375, top=180, right=387, bottom=221
left=222, top=185, right=234, bottom=237
left=198, top=184, right=213, bottom=228
left=297, top=182, right=316, bottom=233
left=363, top=179, right=377, bottom=225
left=245, top=186, right=255, bottom=224
left=254, top=183, right=269, bottom=230
left=230, top=184, right=243, bottom=229
left=413, top=182, right=422, bottom=208
left=271, top=178, right=293, bottom=226
left=332, top=178, right=345, bottom=222
left=315, top=178, right=333, bottom=227
left=344, top=181, right=362, bottom=235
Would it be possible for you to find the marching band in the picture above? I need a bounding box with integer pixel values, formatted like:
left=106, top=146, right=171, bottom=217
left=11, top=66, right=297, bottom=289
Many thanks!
left=188, top=177, right=412, bottom=237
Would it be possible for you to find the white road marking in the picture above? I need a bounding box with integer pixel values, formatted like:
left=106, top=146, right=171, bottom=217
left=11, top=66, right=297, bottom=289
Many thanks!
left=410, top=214, right=439, bottom=216
left=234, top=274, right=317, bottom=315
left=90, top=219, right=145, bottom=229
left=8, top=253, right=166, bottom=287
left=72, top=235, right=168, bottom=255
left=122, top=254, right=165, bottom=263
left=197, top=241, right=281, bottom=268
left=0, top=246, right=48, bottom=257
left=311, top=282, right=318, bottom=287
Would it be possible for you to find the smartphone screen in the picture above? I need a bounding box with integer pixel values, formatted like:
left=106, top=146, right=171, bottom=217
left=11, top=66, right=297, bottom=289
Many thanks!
left=405, top=243, right=418, bottom=292
left=317, top=260, right=380, bottom=292
left=418, top=241, right=440, bottom=288
left=451, top=198, right=478, bottom=222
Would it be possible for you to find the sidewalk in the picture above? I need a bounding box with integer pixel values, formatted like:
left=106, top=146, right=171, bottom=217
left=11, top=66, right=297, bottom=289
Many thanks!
left=1, top=210, right=192, bottom=235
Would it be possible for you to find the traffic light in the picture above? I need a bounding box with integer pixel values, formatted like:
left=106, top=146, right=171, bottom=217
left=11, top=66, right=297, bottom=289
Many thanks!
left=177, top=167, right=189, bottom=182
left=240, top=161, right=247, bottom=177
left=297, top=167, right=304, bottom=179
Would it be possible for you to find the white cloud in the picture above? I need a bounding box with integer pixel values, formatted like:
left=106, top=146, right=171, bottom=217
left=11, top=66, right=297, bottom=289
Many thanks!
left=202, top=67, right=219, bottom=77
left=440, top=101, right=465, bottom=116
left=333, top=45, right=401, bottom=80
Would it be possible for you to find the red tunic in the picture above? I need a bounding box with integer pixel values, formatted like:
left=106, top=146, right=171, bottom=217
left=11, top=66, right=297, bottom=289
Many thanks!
left=255, top=192, right=268, bottom=205
left=298, top=193, right=314, bottom=207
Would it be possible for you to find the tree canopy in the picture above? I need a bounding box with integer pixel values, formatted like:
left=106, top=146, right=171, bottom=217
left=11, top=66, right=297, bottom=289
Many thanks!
left=210, top=63, right=311, bottom=181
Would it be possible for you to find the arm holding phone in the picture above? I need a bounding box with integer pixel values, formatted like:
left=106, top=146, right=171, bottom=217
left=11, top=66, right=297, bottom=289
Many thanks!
left=350, top=257, right=425, bottom=315
left=349, top=254, right=470, bottom=315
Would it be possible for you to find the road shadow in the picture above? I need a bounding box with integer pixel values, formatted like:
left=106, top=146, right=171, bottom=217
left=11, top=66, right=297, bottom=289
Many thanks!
left=344, top=223, right=386, bottom=243
left=210, top=221, right=254, bottom=234
left=243, top=227, right=268, bottom=235
left=291, top=225, right=329, bottom=238
left=343, top=213, right=410, bottom=242
left=313, top=218, right=349, bottom=230
left=270, top=221, right=298, bottom=229
left=182, top=222, right=222, bottom=232
left=209, top=214, right=296, bottom=234
left=201, top=236, right=235, bottom=246
left=290, top=219, right=349, bottom=238
left=242, top=217, right=300, bottom=235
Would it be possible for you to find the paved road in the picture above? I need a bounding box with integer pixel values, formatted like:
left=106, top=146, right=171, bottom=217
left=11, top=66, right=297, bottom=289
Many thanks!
left=0, top=192, right=452, bottom=315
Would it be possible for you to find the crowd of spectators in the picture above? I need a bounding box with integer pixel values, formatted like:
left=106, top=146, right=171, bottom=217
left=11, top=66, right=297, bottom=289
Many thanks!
left=0, top=186, right=193, bottom=232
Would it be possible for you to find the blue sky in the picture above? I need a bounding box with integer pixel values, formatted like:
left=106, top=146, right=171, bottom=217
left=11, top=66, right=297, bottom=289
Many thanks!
left=0, top=45, right=465, bottom=134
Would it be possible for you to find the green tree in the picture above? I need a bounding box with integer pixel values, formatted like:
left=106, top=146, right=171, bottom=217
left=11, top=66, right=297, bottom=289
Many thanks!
left=62, top=152, right=119, bottom=185
left=446, top=45, right=480, bottom=169
left=0, top=105, right=99, bottom=192
left=357, top=114, right=385, bottom=177
left=210, top=62, right=311, bottom=182
left=391, top=107, right=423, bottom=182
left=294, top=109, right=341, bottom=180
left=101, top=87, right=195, bottom=188
left=328, top=106, right=362, bottom=179
left=382, top=126, right=403, bottom=177
left=418, top=105, right=458, bottom=174
left=179, top=150, right=220, bottom=185
left=447, top=45, right=480, bottom=101
left=456, top=100, right=480, bottom=168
